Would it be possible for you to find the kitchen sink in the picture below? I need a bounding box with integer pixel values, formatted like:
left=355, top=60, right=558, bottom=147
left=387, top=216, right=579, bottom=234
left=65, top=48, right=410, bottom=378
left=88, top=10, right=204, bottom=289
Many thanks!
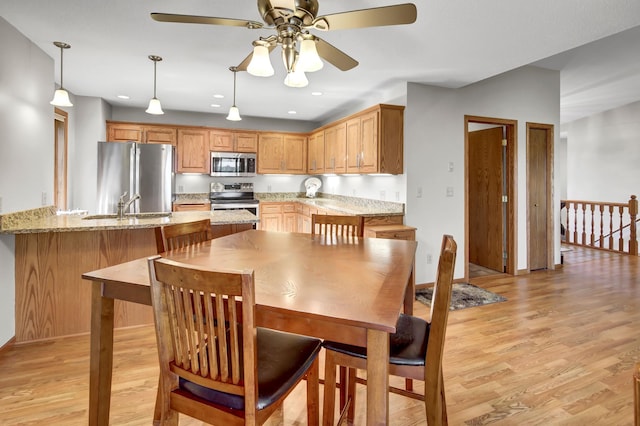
left=82, top=212, right=172, bottom=220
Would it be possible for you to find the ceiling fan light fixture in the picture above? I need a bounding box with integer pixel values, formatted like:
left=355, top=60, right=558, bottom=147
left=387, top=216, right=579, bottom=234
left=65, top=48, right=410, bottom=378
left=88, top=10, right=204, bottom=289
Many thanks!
left=247, top=45, right=274, bottom=77
left=284, top=68, right=308, bottom=88
left=297, top=39, right=323, bottom=72
left=146, top=55, right=165, bottom=115
left=50, top=41, right=73, bottom=107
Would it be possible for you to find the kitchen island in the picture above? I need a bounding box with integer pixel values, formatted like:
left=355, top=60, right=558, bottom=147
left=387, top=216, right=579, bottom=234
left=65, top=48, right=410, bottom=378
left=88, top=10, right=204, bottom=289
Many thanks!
left=0, top=208, right=258, bottom=342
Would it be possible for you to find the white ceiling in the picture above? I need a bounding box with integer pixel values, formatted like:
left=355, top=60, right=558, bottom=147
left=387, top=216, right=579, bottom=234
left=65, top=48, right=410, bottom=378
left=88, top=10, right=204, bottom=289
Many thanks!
left=2, top=0, right=640, bottom=124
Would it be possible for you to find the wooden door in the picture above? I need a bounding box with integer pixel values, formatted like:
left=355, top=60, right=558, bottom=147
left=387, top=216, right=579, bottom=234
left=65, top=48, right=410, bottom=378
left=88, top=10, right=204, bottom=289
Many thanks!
left=528, top=125, right=552, bottom=270
left=210, top=130, right=234, bottom=151
left=144, top=126, right=176, bottom=145
left=308, top=130, right=325, bottom=173
left=283, top=134, right=307, bottom=174
left=346, top=117, right=361, bottom=173
left=235, top=132, right=258, bottom=152
left=359, top=110, right=379, bottom=173
left=469, top=127, right=504, bottom=272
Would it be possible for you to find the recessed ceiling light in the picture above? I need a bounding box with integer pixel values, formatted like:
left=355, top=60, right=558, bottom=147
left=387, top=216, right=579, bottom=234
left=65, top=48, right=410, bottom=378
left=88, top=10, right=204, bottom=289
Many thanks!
left=213, top=94, right=224, bottom=99
left=210, top=104, right=221, bottom=108
left=117, top=95, right=130, bottom=99
left=288, top=110, right=297, bottom=115
left=311, top=92, right=323, bottom=96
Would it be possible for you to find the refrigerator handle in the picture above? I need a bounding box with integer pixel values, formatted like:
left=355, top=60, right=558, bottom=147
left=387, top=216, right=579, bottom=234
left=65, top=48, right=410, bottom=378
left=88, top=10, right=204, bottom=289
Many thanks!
left=132, top=144, right=140, bottom=213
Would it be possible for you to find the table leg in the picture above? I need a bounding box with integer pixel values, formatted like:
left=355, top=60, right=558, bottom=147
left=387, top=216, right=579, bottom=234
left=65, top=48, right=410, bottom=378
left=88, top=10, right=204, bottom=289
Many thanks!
left=404, top=260, right=415, bottom=392
left=89, top=281, right=115, bottom=426
left=366, top=329, right=389, bottom=426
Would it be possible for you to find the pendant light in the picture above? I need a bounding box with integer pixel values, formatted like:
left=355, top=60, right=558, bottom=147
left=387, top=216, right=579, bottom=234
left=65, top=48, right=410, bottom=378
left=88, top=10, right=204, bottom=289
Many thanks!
left=145, top=55, right=164, bottom=115
left=50, top=41, right=73, bottom=107
left=226, top=66, right=242, bottom=121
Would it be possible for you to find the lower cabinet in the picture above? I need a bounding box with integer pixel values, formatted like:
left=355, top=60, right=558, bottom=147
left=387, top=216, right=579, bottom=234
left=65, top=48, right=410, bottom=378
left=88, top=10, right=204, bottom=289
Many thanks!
left=211, top=223, right=253, bottom=239
left=172, top=203, right=210, bottom=211
left=259, top=202, right=297, bottom=232
left=364, top=224, right=416, bottom=241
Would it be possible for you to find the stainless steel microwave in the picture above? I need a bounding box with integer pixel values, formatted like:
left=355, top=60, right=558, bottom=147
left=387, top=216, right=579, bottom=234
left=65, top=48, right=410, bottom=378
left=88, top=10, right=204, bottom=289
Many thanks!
left=210, top=152, right=257, bottom=177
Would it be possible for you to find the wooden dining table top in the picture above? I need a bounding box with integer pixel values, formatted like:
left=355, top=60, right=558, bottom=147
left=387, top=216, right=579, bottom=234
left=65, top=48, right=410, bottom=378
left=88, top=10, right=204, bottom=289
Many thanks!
left=83, top=229, right=418, bottom=336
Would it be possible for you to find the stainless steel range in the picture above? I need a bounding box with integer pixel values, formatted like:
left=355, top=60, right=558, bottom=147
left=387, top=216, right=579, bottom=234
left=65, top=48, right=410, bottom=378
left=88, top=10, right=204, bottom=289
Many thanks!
left=209, top=182, right=260, bottom=221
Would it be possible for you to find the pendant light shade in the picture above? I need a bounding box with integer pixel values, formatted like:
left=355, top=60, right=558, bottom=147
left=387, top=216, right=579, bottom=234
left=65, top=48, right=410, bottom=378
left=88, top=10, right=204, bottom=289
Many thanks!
left=247, top=45, right=274, bottom=77
left=145, top=55, right=164, bottom=115
left=297, top=39, right=323, bottom=73
left=50, top=41, right=73, bottom=107
left=226, top=66, right=242, bottom=121
left=284, top=68, right=309, bottom=88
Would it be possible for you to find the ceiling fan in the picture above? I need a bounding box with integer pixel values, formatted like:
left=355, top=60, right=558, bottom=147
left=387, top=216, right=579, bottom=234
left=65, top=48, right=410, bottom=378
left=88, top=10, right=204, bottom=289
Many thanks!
left=151, top=0, right=417, bottom=86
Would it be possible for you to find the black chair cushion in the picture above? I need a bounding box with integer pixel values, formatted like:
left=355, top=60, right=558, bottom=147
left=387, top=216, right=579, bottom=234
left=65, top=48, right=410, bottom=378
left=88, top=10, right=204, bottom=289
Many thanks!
left=323, top=314, right=429, bottom=367
left=389, top=313, right=415, bottom=347
left=179, top=327, right=322, bottom=411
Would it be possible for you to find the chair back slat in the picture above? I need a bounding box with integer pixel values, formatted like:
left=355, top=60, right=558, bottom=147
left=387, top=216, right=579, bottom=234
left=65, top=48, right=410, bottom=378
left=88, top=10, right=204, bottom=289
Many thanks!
left=156, top=219, right=213, bottom=253
left=149, top=257, right=255, bottom=399
left=311, top=214, right=364, bottom=238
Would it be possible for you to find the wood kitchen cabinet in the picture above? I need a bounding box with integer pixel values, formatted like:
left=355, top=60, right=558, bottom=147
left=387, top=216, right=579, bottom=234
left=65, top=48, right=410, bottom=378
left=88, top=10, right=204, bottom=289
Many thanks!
left=257, top=132, right=307, bottom=174
left=176, top=128, right=210, bottom=174
left=210, top=129, right=257, bottom=153
left=259, top=202, right=298, bottom=232
left=106, top=121, right=177, bottom=145
left=172, top=203, right=210, bottom=212
left=345, top=104, right=404, bottom=174
left=307, top=130, right=325, bottom=173
left=324, top=122, right=347, bottom=174
left=364, top=224, right=416, bottom=240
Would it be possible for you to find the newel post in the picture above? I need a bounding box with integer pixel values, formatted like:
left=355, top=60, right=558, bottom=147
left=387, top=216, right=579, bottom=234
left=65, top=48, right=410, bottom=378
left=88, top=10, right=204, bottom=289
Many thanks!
left=629, top=195, right=638, bottom=256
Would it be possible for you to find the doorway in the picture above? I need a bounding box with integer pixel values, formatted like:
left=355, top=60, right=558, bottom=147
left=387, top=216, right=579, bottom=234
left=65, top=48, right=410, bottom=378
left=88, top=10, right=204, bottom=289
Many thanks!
left=54, top=108, right=68, bottom=210
left=465, top=115, right=517, bottom=279
left=527, top=123, right=554, bottom=271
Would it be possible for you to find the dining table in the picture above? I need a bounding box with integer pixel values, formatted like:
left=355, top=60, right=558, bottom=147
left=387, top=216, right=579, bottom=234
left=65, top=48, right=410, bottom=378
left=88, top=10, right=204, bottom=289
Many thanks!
left=82, top=229, right=417, bottom=426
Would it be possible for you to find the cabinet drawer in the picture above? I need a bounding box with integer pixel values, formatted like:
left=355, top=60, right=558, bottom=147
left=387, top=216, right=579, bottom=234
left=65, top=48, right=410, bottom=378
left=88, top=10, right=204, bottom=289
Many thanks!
left=261, top=203, right=283, bottom=214
left=283, top=203, right=296, bottom=213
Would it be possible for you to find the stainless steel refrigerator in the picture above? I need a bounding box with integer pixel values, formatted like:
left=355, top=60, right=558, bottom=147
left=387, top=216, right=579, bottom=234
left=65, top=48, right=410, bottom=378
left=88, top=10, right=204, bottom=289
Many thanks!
left=97, top=141, right=174, bottom=214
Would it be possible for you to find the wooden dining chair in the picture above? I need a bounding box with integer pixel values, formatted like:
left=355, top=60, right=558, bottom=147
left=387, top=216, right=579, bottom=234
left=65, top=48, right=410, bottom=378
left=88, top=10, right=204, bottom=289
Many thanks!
left=322, top=234, right=457, bottom=426
left=311, top=214, right=364, bottom=237
left=147, top=256, right=322, bottom=425
left=155, top=219, right=213, bottom=253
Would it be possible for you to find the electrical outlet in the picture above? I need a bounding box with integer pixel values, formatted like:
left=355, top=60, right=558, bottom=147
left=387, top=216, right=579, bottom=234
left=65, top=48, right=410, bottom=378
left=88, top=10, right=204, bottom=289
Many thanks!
left=41, top=191, right=47, bottom=206
left=380, top=190, right=386, bottom=200
left=426, top=254, right=433, bottom=264
left=417, top=187, right=423, bottom=198
left=446, top=186, right=454, bottom=197
left=178, top=185, right=184, bottom=192
left=352, top=189, right=357, bottom=196
left=267, top=185, right=272, bottom=192
left=395, top=191, right=400, bottom=201
left=448, top=161, right=454, bottom=172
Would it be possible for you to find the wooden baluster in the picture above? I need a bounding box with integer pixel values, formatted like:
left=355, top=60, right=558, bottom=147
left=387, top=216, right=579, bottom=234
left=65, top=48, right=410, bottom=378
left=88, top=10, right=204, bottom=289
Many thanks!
left=629, top=195, right=638, bottom=255
left=589, top=203, right=595, bottom=246
left=618, top=206, right=625, bottom=252
left=573, top=202, right=579, bottom=244
left=598, top=205, right=605, bottom=248
left=581, top=203, right=587, bottom=245
left=608, top=205, right=615, bottom=250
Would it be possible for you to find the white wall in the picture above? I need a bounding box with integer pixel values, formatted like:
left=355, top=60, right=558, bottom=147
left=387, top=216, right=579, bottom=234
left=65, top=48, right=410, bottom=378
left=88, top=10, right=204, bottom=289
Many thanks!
left=0, top=17, right=56, bottom=345
left=562, top=100, right=640, bottom=202
left=405, top=66, right=561, bottom=284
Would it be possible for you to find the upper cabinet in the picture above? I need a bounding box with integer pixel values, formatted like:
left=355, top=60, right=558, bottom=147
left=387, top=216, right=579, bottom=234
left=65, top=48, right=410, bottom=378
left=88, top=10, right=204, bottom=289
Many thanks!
left=324, top=122, right=347, bottom=174
left=307, top=130, right=325, bottom=174
left=258, top=132, right=307, bottom=174
left=345, top=105, right=403, bottom=174
left=210, top=130, right=258, bottom=153
left=106, top=121, right=177, bottom=145
left=176, top=128, right=209, bottom=174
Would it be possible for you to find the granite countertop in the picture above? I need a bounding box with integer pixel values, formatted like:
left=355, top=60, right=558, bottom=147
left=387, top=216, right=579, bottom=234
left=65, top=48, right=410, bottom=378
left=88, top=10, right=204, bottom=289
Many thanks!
left=255, top=192, right=405, bottom=217
left=0, top=208, right=258, bottom=234
left=172, top=193, right=210, bottom=205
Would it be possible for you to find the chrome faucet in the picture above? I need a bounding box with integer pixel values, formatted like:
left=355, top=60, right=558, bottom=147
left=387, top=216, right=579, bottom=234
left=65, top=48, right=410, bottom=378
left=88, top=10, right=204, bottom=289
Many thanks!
left=117, top=192, right=141, bottom=219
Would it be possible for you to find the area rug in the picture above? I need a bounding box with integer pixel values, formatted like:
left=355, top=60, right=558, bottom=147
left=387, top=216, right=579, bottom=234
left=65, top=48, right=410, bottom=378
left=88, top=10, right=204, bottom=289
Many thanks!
left=415, top=283, right=507, bottom=311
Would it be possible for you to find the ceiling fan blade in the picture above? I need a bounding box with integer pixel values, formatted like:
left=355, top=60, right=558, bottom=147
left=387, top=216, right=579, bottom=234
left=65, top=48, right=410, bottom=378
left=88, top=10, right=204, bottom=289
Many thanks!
left=151, top=13, right=264, bottom=29
left=311, top=3, right=417, bottom=31
left=314, top=37, right=358, bottom=71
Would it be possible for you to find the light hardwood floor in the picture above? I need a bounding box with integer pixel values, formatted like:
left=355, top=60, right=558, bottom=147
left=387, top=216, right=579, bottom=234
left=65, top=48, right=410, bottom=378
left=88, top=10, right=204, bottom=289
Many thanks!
left=0, top=246, right=638, bottom=425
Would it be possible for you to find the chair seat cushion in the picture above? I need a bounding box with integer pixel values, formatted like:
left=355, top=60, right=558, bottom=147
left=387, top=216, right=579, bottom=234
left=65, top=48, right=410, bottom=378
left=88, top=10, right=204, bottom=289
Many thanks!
left=179, top=328, right=322, bottom=411
left=323, top=315, right=429, bottom=367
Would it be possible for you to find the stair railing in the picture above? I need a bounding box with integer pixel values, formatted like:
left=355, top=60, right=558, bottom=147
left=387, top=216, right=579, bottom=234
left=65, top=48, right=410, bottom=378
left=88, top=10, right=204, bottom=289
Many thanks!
left=561, top=195, right=638, bottom=255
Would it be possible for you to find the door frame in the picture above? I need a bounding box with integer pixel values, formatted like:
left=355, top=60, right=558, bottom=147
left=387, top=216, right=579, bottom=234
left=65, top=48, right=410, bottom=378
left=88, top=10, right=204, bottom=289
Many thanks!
left=464, top=115, right=517, bottom=279
left=54, top=108, right=69, bottom=210
left=526, top=122, right=555, bottom=271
